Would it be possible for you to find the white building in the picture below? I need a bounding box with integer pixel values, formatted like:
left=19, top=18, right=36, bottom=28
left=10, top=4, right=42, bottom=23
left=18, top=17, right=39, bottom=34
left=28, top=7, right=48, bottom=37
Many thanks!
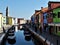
left=12, top=17, right=15, bottom=25
left=20, top=20, right=26, bottom=24
left=15, top=18, right=18, bottom=32
left=3, top=16, right=6, bottom=25
left=0, top=13, right=3, bottom=28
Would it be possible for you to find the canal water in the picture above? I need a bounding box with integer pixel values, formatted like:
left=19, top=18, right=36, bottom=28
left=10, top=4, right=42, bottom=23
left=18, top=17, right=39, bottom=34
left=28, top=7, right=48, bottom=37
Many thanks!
left=5, top=30, right=34, bottom=45
left=4, top=26, right=42, bottom=45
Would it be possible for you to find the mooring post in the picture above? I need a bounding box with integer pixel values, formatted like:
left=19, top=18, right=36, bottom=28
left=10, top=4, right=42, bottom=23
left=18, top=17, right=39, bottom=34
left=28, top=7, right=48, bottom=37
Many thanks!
left=57, top=39, right=58, bottom=45
left=44, top=38, right=47, bottom=45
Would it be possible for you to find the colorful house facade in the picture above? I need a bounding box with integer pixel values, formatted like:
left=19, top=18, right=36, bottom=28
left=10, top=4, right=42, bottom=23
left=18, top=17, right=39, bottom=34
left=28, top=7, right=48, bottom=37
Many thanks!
left=31, top=14, right=35, bottom=24
left=30, top=1, right=60, bottom=35
left=53, top=7, right=60, bottom=23
left=41, top=7, right=49, bottom=32
left=17, top=18, right=25, bottom=30
left=8, top=17, right=15, bottom=25
left=48, top=1, right=60, bottom=23
left=0, top=13, right=3, bottom=28
left=35, top=10, right=41, bottom=27
left=48, top=1, right=60, bottom=35
left=34, top=10, right=43, bottom=29
left=8, top=17, right=12, bottom=25
left=3, top=16, right=6, bottom=25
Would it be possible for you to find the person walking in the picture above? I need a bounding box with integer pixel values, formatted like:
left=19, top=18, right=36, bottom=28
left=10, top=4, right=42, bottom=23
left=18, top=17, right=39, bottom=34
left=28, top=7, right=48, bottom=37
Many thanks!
left=3, top=27, right=5, bottom=33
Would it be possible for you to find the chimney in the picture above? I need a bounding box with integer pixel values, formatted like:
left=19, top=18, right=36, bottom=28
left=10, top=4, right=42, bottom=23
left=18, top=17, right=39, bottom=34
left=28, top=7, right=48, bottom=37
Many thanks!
left=41, top=7, right=43, bottom=10
left=35, top=10, right=40, bottom=14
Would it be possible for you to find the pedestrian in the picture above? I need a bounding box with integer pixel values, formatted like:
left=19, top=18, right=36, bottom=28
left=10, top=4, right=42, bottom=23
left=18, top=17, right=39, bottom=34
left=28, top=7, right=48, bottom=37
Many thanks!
left=3, top=27, right=5, bottom=33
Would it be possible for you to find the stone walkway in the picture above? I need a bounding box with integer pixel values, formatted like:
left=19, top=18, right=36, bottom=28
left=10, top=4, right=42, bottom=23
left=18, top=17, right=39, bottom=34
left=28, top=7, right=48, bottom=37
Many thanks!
left=0, top=25, right=12, bottom=44
left=29, top=25, right=60, bottom=45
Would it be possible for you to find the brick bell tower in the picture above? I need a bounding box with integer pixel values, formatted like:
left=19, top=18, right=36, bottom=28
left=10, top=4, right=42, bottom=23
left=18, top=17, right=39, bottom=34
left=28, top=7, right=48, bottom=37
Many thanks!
left=6, top=6, right=9, bottom=24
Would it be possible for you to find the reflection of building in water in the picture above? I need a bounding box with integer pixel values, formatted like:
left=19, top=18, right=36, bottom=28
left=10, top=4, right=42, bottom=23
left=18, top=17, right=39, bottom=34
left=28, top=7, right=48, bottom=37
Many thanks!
left=15, top=26, right=18, bottom=32
left=15, top=18, right=18, bottom=32
left=32, top=38, right=43, bottom=45
left=7, top=38, right=16, bottom=44
left=25, top=36, right=31, bottom=41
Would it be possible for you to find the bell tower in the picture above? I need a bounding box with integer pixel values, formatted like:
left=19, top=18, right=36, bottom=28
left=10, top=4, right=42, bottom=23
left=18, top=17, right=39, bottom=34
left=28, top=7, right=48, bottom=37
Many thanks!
left=6, top=6, right=9, bottom=24
left=6, top=6, right=9, bottom=16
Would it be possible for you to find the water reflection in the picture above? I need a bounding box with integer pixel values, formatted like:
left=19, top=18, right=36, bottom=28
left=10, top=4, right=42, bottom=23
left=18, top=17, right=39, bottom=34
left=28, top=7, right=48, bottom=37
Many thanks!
left=5, top=26, right=41, bottom=45
left=25, top=36, right=31, bottom=41
left=7, top=38, right=16, bottom=44
left=32, top=38, right=43, bottom=45
left=15, top=26, right=18, bottom=32
left=23, top=30, right=31, bottom=36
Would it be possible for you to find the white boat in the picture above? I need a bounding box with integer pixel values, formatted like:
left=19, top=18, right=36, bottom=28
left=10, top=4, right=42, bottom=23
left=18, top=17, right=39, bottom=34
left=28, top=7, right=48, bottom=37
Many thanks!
left=8, top=35, right=16, bottom=39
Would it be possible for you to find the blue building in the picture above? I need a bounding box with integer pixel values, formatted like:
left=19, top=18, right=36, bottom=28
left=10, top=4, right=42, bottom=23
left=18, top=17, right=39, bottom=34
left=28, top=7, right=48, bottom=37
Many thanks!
left=43, top=13, right=47, bottom=24
left=41, top=7, right=48, bottom=32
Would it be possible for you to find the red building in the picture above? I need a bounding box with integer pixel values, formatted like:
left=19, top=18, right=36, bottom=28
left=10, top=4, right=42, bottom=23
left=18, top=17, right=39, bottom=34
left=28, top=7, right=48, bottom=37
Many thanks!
left=17, top=18, right=24, bottom=30
left=47, top=1, right=60, bottom=23
left=48, top=1, right=60, bottom=10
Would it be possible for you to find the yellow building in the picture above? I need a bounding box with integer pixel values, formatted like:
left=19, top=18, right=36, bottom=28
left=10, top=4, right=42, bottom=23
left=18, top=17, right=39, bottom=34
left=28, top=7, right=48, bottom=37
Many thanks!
left=8, top=17, right=15, bottom=25
left=8, top=17, right=12, bottom=25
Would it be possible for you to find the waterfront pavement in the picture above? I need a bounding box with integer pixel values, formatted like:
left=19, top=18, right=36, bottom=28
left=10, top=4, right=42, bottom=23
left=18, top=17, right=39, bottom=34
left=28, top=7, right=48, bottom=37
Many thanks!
left=29, top=25, right=60, bottom=45
left=0, top=25, right=12, bottom=43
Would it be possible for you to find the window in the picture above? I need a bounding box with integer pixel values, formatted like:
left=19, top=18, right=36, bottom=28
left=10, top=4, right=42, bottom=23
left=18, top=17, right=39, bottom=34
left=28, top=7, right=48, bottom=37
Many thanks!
left=59, top=27, right=60, bottom=31
left=58, top=12, right=60, bottom=18
left=3, top=20, right=5, bottom=22
left=43, top=15, right=47, bottom=19
left=53, top=13, right=56, bottom=18
left=47, top=14, right=49, bottom=18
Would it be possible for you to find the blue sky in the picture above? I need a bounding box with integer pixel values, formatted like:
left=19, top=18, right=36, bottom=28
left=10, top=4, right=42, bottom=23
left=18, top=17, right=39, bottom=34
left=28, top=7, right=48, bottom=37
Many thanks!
left=0, top=0, right=60, bottom=19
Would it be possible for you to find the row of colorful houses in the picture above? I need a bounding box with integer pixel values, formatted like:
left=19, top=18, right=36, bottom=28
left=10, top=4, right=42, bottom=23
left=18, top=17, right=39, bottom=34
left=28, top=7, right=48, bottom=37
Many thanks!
left=0, top=7, right=27, bottom=32
left=31, top=1, right=60, bottom=36
left=0, top=13, right=16, bottom=28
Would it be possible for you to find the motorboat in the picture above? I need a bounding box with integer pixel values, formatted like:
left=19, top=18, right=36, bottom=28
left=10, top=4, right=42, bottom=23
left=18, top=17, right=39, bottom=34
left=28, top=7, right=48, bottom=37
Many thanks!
left=8, top=35, right=16, bottom=39
left=24, top=31, right=31, bottom=36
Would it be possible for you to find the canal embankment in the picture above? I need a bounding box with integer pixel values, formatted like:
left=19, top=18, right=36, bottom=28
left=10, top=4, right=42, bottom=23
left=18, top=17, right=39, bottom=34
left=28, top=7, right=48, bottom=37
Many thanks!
left=23, top=25, right=53, bottom=45
left=0, top=25, right=13, bottom=45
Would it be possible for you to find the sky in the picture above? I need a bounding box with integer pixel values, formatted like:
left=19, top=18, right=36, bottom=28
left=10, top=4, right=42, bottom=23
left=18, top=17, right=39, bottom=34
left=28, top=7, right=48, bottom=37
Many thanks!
left=0, top=0, right=60, bottom=19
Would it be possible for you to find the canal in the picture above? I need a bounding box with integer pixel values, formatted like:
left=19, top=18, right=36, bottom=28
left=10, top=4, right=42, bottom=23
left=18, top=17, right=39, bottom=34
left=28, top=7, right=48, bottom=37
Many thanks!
left=5, top=30, right=34, bottom=45
left=1, top=25, right=42, bottom=45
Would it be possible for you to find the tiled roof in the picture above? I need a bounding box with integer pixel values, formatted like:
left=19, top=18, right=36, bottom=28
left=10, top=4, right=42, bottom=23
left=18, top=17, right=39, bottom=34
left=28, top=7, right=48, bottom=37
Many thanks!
left=48, top=1, right=60, bottom=9
left=41, top=7, right=48, bottom=13
left=0, top=13, right=3, bottom=14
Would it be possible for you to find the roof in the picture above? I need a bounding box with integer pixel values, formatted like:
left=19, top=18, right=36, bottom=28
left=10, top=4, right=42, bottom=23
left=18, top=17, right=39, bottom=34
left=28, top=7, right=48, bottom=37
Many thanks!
left=48, top=1, right=60, bottom=3
left=48, top=1, right=60, bottom=9
left=48, top=6, right=60, bottom=12
left=35, top=10, right=43, bottom=15
left=18, top=18, right=24, bottom=20
left=41, top=7, right=48, bottom=13
left=35, top=10, right=40, bottom=14
left=0, top=13, right=3, bottom=14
